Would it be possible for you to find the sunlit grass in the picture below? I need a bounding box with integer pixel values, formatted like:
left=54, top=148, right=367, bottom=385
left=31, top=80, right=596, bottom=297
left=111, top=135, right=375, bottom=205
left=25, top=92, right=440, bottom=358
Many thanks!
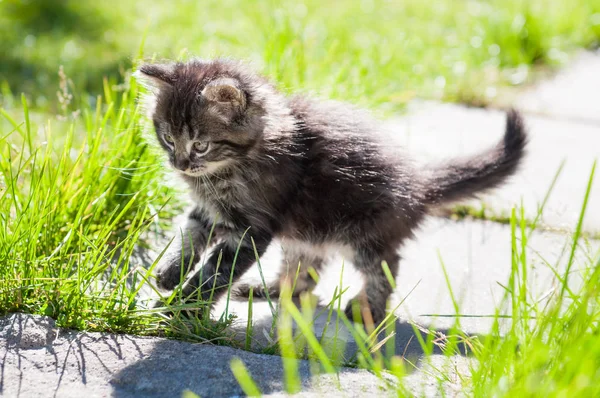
left=0, top=69, right=175, bottom=334
left=469, top=163, right=600, bottom=397
left=2, top=0, right=600, bottom=110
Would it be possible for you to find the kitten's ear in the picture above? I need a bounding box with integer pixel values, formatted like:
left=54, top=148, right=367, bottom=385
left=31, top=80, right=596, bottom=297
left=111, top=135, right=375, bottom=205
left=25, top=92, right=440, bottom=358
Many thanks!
left=134, top=63, right=175, bottom=91
left=201, top=78, right=246, bottom=109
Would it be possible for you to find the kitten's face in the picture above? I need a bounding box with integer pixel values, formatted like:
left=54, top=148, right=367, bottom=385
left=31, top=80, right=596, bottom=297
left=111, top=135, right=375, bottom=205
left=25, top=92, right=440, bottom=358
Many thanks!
left=136, top=62, right=264, bottom=177
left=152, top=118, right=232, bottom=177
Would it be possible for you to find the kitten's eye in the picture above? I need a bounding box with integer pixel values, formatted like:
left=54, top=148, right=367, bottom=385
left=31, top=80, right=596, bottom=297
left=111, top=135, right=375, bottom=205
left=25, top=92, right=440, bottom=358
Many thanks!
left=193, top=141, right=210, bottom=154
left=164, top=134, right=174, bottom=144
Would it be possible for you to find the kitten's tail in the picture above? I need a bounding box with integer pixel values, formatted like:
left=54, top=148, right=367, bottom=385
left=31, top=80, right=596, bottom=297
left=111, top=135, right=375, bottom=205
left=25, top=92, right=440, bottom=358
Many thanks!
left=422, top=109, right=527, bottom=206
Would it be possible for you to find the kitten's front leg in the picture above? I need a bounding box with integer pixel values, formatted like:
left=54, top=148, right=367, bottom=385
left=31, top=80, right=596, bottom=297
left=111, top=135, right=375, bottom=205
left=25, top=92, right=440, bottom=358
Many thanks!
left=155, top=207, right=214, bottom=291
left=180, top=229, right=272, bottom=304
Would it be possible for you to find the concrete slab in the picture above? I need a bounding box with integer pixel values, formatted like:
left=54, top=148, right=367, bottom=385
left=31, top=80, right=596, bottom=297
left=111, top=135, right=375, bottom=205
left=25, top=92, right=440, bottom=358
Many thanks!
left=393, top=218, right=598, bottom=332
left=0, top=313, right=397, bottom=398
left=515, top=51, right=600, bottom=124
left=382, top=104, right=600, bottom=233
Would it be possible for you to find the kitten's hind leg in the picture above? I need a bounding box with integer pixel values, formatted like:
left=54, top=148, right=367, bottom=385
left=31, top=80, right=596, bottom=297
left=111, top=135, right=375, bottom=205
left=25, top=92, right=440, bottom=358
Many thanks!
left=234, top=249, right=323, bottom=300
left=344, top=245, right=399, bottom=326
left=280, top=249, right=324, bottom=297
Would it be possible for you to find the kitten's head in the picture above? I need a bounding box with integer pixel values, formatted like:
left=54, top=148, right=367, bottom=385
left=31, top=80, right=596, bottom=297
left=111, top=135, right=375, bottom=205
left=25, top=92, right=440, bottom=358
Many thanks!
left=135, top=60, right=274, bottom=177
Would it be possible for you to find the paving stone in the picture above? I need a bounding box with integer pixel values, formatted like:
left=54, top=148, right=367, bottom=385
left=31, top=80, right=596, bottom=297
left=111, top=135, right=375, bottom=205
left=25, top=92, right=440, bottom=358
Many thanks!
left=515, top=51, right=600, bottom=124
left=382, top=103, right=600, bottom=233
left=393, top=218, right=598, bottom=333
left=0, top=313, right=396, bottom=398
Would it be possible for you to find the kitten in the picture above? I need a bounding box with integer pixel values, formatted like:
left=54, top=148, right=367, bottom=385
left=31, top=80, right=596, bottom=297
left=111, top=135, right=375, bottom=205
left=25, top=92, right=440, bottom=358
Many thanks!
left=135, top=59, right=526, bottom=325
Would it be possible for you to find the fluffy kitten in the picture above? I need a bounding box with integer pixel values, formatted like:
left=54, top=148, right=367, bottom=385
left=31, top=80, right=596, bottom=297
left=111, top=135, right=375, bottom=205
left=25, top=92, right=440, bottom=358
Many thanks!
left=135, top=59, right=526, bottom=325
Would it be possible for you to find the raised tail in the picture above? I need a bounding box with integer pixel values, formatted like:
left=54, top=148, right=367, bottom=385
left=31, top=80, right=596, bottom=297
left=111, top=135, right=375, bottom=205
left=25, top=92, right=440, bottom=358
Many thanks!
left=423, top=109, right=527, bottom=205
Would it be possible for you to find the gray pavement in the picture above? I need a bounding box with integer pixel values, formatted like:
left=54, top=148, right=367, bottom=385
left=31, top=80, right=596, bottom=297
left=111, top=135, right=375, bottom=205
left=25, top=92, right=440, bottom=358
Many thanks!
left=0, top=313, right=399, bottom=398
left=515, top=51, right=600, bottom=124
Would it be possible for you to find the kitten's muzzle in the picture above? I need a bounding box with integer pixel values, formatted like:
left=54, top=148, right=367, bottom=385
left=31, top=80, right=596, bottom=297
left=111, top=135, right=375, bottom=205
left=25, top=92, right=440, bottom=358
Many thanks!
left=173, top=157, right=190, bottom=171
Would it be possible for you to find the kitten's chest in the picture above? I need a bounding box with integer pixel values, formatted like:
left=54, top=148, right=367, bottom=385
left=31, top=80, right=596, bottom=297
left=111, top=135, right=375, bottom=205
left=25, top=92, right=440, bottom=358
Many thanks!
left=189, top=175, right=252, bottom=224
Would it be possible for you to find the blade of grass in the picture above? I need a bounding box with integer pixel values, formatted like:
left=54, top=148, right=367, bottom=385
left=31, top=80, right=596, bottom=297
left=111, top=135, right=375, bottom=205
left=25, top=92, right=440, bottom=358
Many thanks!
left=560, top=161, right=596, bottom=299
left=230, top=358, right=262, bottom=397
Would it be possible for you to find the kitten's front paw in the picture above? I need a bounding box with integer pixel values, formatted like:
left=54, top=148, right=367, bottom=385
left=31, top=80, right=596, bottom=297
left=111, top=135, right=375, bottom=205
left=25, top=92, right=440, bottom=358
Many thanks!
left=155, top=255, right=193, bottom=291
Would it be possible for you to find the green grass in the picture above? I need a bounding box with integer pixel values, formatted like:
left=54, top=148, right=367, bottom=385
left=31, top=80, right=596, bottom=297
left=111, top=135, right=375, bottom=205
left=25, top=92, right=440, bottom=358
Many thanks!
left=470, top=164, right=600, bottom=397
left=2, top=1, right=600, bottom=396
left=2, top=0, right=600, bottom=110
left=0, top=74, right=171, bottom=333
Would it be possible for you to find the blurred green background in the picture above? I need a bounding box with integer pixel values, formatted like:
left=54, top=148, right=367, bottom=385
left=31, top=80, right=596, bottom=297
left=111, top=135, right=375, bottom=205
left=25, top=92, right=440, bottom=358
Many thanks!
left=1, top=0, right=600, bottom=111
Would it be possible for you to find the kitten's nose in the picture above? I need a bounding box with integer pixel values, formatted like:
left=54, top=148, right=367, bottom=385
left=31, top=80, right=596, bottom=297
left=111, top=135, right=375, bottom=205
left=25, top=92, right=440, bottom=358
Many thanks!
left=173, top=158, right=190, bottom=171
